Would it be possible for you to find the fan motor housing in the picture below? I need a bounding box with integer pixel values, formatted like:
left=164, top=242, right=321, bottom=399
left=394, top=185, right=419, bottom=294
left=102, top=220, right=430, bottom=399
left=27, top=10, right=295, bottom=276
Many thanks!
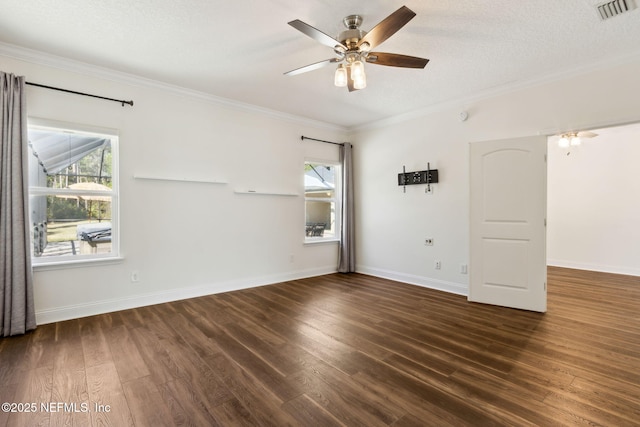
left=339, top=15, right=365, bottom=49
left=343, top=15, right=362, bottom=29
left=339, top=29, right=365, bottom=49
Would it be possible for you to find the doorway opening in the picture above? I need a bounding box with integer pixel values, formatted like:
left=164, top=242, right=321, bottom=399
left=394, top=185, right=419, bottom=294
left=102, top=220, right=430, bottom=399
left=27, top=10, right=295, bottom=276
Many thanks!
left=546, top=122, right=640, bottom=277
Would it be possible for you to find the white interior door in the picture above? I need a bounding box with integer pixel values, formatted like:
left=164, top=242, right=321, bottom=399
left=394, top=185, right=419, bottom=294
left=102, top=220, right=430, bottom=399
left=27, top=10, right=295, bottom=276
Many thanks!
left=469, top=136, right=547, bottom=312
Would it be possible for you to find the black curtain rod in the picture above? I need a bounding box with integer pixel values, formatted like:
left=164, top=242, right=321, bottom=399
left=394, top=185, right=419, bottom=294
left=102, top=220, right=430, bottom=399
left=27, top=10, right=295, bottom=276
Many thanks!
left=300, top=135, right=346, bottom=146
left=26, top=81, right=134, bottom=107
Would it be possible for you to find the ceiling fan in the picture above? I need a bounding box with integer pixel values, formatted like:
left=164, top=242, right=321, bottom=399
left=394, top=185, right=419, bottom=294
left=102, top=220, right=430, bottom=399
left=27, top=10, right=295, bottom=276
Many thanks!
left=284, top=5, right=429, bottom=92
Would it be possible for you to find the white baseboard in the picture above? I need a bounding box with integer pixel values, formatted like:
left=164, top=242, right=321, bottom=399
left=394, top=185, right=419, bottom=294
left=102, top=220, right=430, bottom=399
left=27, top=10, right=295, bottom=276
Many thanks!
left=356, top=265, right=468, bottom=296
left=547, top=259, right=640, bottom=277
left=35, top=266, right=337, bottom=325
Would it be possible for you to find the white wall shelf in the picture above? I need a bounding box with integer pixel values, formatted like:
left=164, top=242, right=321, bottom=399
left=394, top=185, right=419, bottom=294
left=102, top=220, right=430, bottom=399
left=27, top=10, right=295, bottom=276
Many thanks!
left=133, top=174, right=228, bottom=185
left=234, top=190, right=299, bottom=197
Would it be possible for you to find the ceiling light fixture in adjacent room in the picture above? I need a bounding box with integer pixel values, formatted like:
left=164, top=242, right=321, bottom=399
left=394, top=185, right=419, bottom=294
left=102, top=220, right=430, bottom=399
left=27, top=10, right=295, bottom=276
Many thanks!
left=558, top=132, right=581, bottom=148
left=557, top=130, right=598, bottom=155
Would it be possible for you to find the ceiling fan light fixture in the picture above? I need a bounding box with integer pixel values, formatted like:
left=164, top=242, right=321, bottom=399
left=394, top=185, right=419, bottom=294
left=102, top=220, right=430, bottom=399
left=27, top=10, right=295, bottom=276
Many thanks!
left=334, top=64, right=347, bottom=87
left=351, top=60, right=365, bottom=79
left=558, top=136, right=570, bottom=148
left=570, top=136, right=581, bottom=146
left=353, top=70, right=367, bottom=90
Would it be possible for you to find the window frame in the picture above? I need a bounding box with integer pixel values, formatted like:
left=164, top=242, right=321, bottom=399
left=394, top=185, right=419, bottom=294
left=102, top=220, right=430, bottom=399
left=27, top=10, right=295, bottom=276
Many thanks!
left=27, top=118, right=120, bottom=267
left=304, top=159, right=341, bottom=244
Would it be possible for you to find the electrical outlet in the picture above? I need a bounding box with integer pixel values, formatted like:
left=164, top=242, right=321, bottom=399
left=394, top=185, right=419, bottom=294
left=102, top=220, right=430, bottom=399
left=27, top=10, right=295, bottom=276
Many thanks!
left=460, top=264, right=468, bottom=274
left=435, top=261, right=442, bottom=270
left=425, top=238, right=433, bottom=246
left=131, top=271, right=140, bottom=282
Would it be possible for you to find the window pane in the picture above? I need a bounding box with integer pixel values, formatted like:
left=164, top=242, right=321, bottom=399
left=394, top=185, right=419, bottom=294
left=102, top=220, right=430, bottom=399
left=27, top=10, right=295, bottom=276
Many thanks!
left=31, top=195, right=112, bottom=257
left=28, top=129, right=112, bottom=189
left=305, top=200, right=335, bottom=239
left=28, top=126, right=116, bottom=260
left=305, top=163, right=335, bottom=198
left=304, top=162, right=339, bottom=241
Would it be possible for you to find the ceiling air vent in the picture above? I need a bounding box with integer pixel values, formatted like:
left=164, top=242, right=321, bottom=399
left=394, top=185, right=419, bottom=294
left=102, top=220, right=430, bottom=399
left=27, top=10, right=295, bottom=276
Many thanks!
left=597, top=0, right=637, bottom=20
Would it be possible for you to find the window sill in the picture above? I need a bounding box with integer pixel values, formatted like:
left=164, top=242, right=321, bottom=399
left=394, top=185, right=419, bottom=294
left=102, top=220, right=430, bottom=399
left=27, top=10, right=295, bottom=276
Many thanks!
left=33, top=256, right=125, bottom=272
left=304, top=238, right=340, bottom=246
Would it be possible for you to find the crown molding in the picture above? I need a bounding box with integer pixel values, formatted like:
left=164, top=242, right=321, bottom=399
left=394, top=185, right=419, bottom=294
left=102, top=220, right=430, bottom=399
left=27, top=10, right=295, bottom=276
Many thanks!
left=352, top=49, right=640, bottom=132
left=3, top=41, right=639, bottom=134
left=0, top=42, right=347, bottom=132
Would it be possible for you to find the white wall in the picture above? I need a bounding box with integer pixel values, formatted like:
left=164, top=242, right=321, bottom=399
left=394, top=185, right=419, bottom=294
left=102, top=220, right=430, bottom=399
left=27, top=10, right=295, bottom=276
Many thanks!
left=547, top=123, right=640, bottom=276
left=352, top=56, right=640, bottom=293
left=1, top=54, right=347, bottom=324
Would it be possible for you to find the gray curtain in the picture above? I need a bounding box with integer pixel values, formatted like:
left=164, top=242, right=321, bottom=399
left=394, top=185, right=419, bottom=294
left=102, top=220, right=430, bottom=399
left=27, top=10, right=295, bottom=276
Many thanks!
left=0, top=71, right=36, bottom=337
left=338, top=142, right=355, bottom=273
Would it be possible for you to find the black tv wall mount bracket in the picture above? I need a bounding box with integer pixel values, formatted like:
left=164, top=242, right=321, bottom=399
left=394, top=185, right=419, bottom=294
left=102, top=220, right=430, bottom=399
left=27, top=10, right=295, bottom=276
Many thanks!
left=398, top=163, right=439, bottom=193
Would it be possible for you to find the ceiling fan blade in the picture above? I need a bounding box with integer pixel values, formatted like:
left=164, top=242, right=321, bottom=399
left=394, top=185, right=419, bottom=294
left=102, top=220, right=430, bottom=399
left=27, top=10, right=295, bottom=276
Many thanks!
left=578, top=131, right=598, bottom=138
left=288, top=19, right=347, bottom=50
left=366, top=52, right=429, bottom=68
left=284, top=58, right=340, bottom=76
left=357, top=6, right=416, bottom=50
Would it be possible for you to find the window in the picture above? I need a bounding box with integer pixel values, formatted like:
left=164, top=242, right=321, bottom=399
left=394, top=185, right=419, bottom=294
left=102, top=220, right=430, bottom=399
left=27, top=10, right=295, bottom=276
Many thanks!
left=305, top=161, right=340, bottom=242
left=27, top=120, right=119, bottom=264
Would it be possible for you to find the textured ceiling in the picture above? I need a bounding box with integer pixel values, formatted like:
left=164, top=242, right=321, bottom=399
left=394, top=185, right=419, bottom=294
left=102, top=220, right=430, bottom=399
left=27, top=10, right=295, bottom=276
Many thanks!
left=0, top=0, right=639, bottom=128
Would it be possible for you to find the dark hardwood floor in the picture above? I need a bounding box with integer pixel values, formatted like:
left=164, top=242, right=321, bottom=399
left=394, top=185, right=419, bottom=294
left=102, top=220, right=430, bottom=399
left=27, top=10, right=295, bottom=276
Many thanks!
left=1, top=267, right=639, bottom=426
